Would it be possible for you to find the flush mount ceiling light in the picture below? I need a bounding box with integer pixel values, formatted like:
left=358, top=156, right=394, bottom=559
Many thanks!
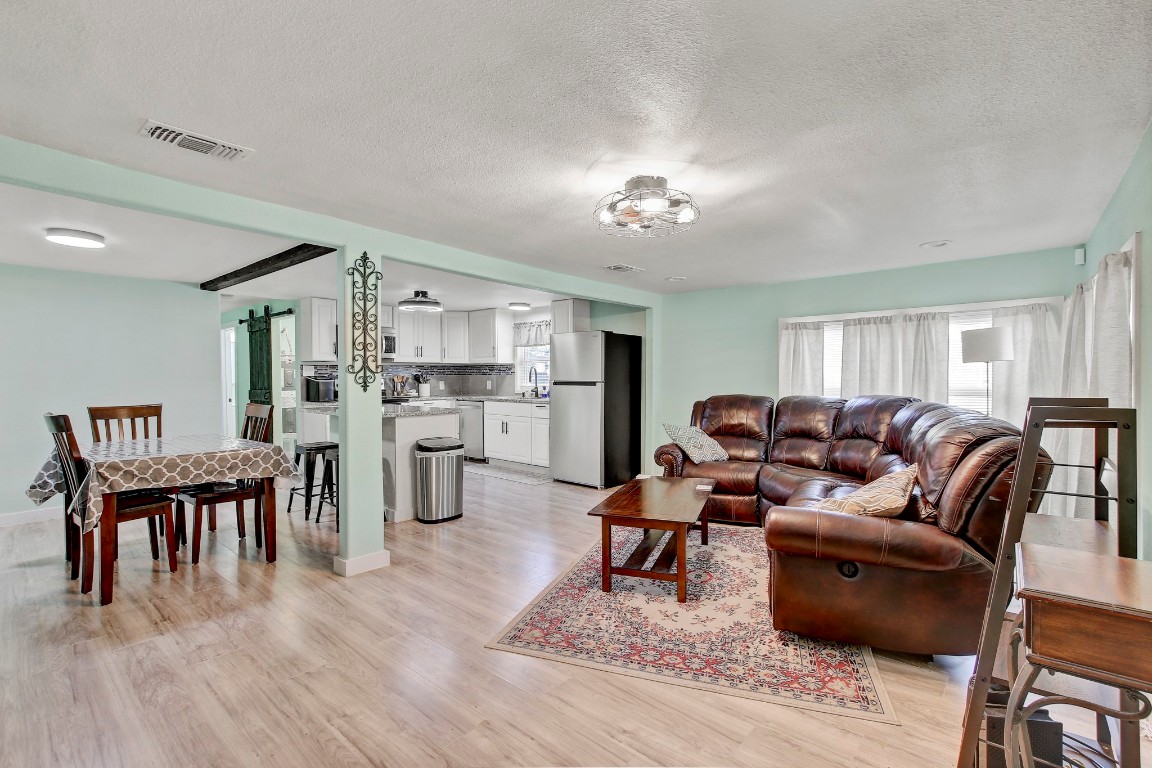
left=508, top=302, right=531, bottom=311
left=45, top=228, right=105, bottom=249
left=665, top=276, right=688, bottom=282
left=397, top=290, right=443, bottom=312
left=594, top=175, right=699, bottom=237
left=919, top=239, right=952, bottom=249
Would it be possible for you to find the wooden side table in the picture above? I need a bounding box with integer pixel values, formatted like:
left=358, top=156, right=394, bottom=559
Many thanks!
left=1003, top=543, right=1152, bottom=768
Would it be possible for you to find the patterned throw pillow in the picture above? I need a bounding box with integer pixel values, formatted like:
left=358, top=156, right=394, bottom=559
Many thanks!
left=814, top=464, right=919, bottom=517
left=663, top=423, right=729, bottom=464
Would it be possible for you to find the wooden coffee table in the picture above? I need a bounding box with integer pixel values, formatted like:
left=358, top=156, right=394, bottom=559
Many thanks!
left=587, top=477, right=715, bottom=603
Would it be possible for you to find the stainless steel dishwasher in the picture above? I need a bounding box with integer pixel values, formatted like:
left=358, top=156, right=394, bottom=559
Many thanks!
left=457, top=400, right=485, bottom=460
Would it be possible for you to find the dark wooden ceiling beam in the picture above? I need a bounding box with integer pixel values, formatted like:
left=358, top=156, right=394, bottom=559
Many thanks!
left=199, top=243, right=337, bottom=291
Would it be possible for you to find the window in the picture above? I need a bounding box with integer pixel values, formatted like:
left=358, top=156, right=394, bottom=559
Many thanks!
left=822, top=321, right=843, bottom=398
left=781, top=298, right=1056, bottom=415
left=946, top=310, right=993, bottom=411
left=516, top=345, right=550, bottom=392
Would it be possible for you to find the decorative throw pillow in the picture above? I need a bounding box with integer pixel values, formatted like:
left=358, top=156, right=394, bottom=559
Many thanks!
left=663, top=423, right=729, bottom=464
left=814, top=464, right=919, bottom=517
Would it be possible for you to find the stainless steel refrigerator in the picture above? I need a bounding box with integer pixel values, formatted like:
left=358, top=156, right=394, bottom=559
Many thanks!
left=549, top=330, right=642, bottom=488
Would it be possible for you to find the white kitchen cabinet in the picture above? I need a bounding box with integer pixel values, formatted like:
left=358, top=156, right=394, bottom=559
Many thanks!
left=551, top=298, right=590, bottom=334
left=379, top=304, right=395, bottom=330
left=441, top=311, right=470, bottom=363
left=484, top=400, right=548, bottom=466
left=299, top=297, right=338, bottom=362
left=395, top=310, right=442, bottom=362
left=468, top=308, right=514, bottom=363
left=530, top=407, right=550, bottom=467
left=298, top=410, right=331, bottom=444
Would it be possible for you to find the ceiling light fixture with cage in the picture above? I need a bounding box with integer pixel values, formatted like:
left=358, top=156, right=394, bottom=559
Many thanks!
left=594, top=175, right=699, bottom=237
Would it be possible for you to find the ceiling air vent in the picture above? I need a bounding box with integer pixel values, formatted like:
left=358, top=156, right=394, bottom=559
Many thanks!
left=139, top=120, right=253, bottom=160
left=602, top=263, right=646, bottom=273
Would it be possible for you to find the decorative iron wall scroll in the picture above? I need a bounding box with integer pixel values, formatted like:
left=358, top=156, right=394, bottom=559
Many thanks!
left=346, top=251, right=382, bottom=392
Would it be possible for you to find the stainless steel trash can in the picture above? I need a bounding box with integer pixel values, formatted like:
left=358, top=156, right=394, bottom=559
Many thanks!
left=414, top=437, right=464, bottom=523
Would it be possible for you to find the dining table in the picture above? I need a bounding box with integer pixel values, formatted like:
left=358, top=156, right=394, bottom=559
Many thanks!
left=26, top=433, right=300, bottom=605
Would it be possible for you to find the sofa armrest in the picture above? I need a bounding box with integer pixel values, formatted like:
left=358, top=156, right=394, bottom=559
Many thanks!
left=654, top=443, right=686, bottom=477
left=764, top=505, right=977, bottom=571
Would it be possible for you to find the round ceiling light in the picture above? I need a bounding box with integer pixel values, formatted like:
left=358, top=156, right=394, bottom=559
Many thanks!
left=508, top=302, right=532, bottom=311
left=594, top=175, right=699, bottom=237
left=45, top=228, right=105, bottom=249
left=397, top=290, right=443, bottom=312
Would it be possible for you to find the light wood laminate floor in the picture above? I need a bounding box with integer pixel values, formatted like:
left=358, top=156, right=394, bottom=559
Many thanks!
left=0, top=474, right=1132, bottom=767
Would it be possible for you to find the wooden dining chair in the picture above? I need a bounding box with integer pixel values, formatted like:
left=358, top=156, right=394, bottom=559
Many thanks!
left=176, top=403, right=273, bottom=564
left=87, top=403, right=163, bottom=442
left=44, top=413, right=178, bottom=592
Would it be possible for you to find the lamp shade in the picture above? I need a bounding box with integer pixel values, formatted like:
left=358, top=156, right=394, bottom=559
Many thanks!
left=961, top=327, right=1014, bottom=363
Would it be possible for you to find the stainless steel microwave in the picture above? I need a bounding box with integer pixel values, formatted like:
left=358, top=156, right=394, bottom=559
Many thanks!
left=381, top=326, right=397, bottom=361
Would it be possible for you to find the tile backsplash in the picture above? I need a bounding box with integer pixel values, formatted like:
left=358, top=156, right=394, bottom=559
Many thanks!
left=381, top=363, right=514, bottom=376
left=302, top=363, right=517, bottom=397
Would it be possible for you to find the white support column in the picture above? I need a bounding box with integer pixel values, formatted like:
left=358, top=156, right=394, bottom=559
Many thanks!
left=334, top=247, right=389, bottom=576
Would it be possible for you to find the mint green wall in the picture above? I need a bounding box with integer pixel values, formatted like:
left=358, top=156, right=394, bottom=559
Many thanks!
left=221, top=300, right=298, bottom=435
left=0, top=264, right=221, bottom=516
left=657, top=247, right=1086, bottom=425
left=1085, top=119, right=1151, bottom=556
left=589, top=301, right=647, bottom=337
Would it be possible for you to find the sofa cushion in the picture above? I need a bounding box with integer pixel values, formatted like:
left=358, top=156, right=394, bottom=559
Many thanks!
left=695, top=394, right=774, bottom=462
left=783, top=478, right=863, bottom=508
left=826, top=395, right=918, bottom=478
left=758, top=463, right=860, bottom=506
left=682, top=459, right=762, bottom=495
left=768, top=396, right=845, bottom=469
left=913, top=413, right=1021, bottom=508
left=663, top=423, right=728, bottom=464
left=813, top=464, right=919, bottom=517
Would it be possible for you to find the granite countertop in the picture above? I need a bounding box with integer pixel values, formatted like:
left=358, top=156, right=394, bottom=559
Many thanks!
left=384, top=395, right=550, bottom=404
left=300, top=404, right=461, bottom=418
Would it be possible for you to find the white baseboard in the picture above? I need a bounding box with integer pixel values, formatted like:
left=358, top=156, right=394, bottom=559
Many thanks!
left=0, top=505, right=63, bottom=527
left=333, top=549, right=391, bottom=576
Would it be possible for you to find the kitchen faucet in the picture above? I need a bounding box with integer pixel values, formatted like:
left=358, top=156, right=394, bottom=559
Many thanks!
left=529, top=366, right=540, bottom=398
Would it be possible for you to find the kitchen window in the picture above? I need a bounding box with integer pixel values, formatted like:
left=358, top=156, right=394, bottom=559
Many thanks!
left=516, top=345, right=551, bottom=392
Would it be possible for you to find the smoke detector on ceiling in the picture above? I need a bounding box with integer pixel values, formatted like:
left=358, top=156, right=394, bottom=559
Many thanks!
left=139, top=120, right=253, bottom=160
left=602, top=263, right=646, bottom=273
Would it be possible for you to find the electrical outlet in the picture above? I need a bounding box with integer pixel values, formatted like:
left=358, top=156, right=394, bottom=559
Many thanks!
left=486, top=380, right=492, bottom=390
left=438, top=380, right=445, bottom=390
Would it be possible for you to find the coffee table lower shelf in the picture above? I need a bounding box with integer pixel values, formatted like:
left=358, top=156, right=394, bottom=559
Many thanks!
left=600, top=516, right=708, bottom=603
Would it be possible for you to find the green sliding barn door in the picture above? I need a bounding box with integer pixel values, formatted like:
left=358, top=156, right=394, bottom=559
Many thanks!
left=246, top=307, right=273, bottom=406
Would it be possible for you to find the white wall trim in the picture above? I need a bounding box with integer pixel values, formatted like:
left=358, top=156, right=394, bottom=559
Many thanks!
left=333, top=549, right=391, bottom=577
left=0, top=505, right=62, bottom=527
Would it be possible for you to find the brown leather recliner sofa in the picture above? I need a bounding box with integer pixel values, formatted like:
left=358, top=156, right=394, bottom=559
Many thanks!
left=654, top=393, right=1049, bottom=655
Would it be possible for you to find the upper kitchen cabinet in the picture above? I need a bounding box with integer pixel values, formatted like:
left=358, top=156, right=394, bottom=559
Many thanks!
left=468, top=308, right=513, bottom=364
left=379, top=304, right=395, bottom=330
left=441, top=311, right=470, bottom=363
left=299, top=297, right=338, bottom=362
left=551, top=298, right=590, bottom=334
left=395, top=310, right=442, bottom=362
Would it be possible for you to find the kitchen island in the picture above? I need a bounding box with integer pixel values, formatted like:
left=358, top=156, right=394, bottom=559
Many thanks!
left=300, top=403, right=461, bottom=522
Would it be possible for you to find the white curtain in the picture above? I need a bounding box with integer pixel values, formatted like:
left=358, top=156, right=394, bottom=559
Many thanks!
left=989, top=302, right=1062, bottom=426
left=513, top=320, right=551, bottom=347
left=841, top=312, right=948, bottom=401
left=778, top=321, right=824, bottom=396
left=1045, top=251, right=1135, bottom=517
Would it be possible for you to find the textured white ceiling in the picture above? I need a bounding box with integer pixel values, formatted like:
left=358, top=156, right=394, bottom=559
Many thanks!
left=226, top=253, right=569, bottom=313
left=1, top=1, right=1149, bottom=292
left=0, top=181, right=296, bottom=283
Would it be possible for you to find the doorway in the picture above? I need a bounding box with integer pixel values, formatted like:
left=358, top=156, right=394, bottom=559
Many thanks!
left=220, top=327, right=237, bottom=436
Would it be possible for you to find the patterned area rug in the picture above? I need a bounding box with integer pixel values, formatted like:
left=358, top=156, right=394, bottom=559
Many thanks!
left=463, top=461, right=553, bottom=485
left=487, top=526, right=898, bottom=723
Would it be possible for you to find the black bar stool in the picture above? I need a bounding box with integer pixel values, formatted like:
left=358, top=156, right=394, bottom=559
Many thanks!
left=288, top=441, right=338, bottom=519
left=317, top=447, right=339, bottom=531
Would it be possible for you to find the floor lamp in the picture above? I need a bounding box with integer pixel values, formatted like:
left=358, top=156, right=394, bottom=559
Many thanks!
left=961, top=327, right=1014, bottom=416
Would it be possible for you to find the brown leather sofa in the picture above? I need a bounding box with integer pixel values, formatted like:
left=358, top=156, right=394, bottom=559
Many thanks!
left=654, top=394, right=1049, bottom=655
